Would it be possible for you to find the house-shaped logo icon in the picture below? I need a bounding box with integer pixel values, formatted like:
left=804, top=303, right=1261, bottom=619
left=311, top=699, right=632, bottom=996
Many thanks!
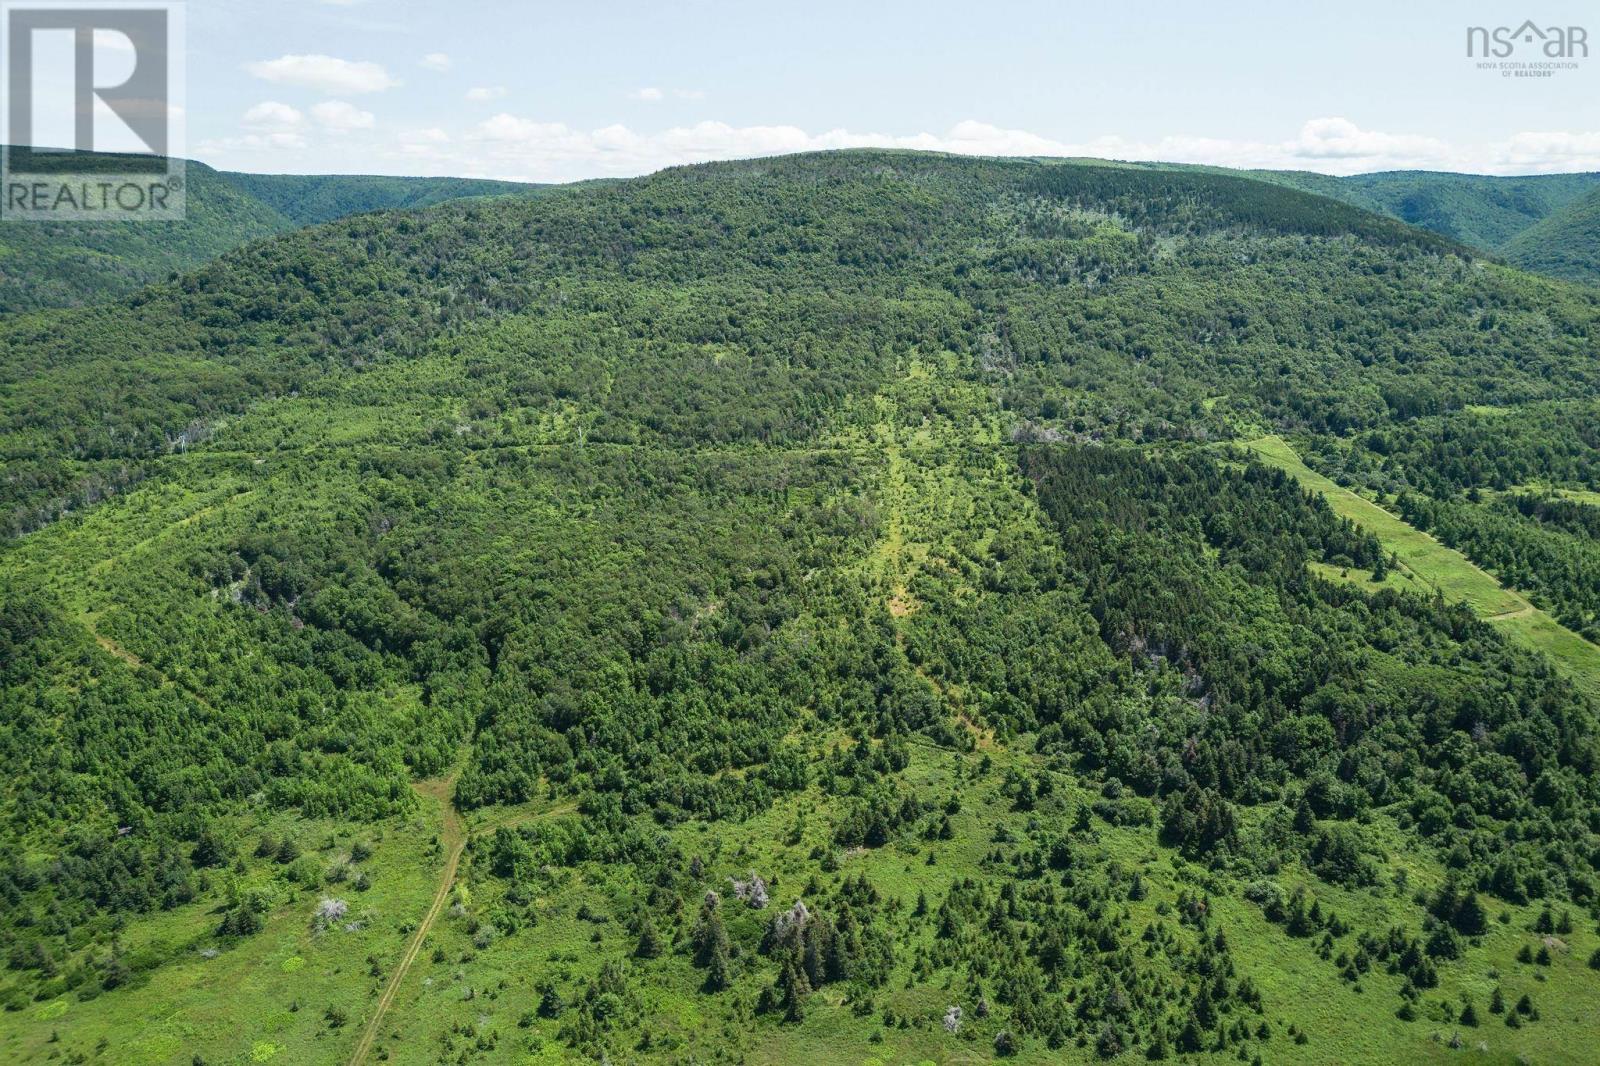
left=1510, top=20, right=1548, bottom=44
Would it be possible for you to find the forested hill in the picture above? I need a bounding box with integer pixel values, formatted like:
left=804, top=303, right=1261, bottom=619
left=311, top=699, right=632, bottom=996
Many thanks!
left=0, top=157, right=288, bottom=313
left=0, top=153, right=542, bottom=312
left=218, top=171, right=546, bottom=226
left=3, top=150, right=1600, bottom=1064
left=1242, top=167, right=1600, bottom=281
left=1500, top=183, right=1600, bottom=282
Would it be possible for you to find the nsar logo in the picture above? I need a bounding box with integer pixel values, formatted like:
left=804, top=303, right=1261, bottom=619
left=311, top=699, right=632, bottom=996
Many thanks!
left=1467, top=20, right=1587, bottom=59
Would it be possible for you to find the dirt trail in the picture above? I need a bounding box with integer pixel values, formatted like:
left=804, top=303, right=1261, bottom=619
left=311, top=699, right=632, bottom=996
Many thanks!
left=346, top=784, right=576, bottom=1065
left=346, top=775, right=465, bottom=1066
left=73, top=489, right=255, bottom=697
left=86, top=618, right=145, bottom=668
left=88, top=489, right=254, bottom=576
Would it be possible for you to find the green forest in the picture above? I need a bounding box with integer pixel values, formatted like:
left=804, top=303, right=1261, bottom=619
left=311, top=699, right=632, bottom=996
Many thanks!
left=2, top=150, right=1599, bottom=1065
left=0, top=152, right=542, bottom=313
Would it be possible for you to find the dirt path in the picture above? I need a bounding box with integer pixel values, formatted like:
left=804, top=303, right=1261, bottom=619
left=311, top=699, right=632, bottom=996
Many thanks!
left=346, top=783, right=576, bottom=1065
left=86, top=616, right=146, bottom=668
left=88, top=488, right=255, bottom=576
left=472, top=800, right=577, bottom=837
left=71, top=488, right=255, bottom=697
left=346, top=775, right=466, bottom=1066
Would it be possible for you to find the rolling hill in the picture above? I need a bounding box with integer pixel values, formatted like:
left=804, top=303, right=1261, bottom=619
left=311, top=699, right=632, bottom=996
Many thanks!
left=218, top=171, right=544, bottom=227
left=1499, top=183, right=1600, bottom=282
left=2, top=150, right=1599, bottom=1065
left=1248, top=168, right=1600, bottom=281
left=0, top=157, right=289, bottom=313
left=0, top=153, right=542, bottom=312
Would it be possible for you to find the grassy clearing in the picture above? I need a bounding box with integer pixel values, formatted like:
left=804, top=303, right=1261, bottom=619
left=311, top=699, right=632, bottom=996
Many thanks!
left=357, top=731, right=1600, bottom=1065
left=1242, top=435, right=1600, bottom=701
left=1240, top=436, right=1523, bottom=615
left=0, top=803, right=451, bottom=1065
left=1497, top=484, right=1600, bottom=507
left=1308, top=560, right=1432, bottom=599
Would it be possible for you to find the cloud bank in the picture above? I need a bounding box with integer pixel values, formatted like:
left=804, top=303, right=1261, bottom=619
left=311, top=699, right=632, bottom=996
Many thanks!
left=207, top=115, right=1600, bottom=182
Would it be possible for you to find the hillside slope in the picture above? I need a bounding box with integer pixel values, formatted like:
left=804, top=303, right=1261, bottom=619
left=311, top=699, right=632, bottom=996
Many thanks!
left=1246, top=168, right=1600, bottom=280
left=1336, top=171, right=1599, bottom=250
left=1499, top=184, right=1600, bottom=282
left=0, top=155, right=543, bottom=313
left=219, top=171, right=543, bottom=226
left=1, top=151, right=1599, bottom=1065
left=0, top=157, right=292, bottom=313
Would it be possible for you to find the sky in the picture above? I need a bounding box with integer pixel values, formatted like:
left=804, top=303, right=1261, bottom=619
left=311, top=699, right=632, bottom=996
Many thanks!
left=52, top=0, right=1600, bottom=179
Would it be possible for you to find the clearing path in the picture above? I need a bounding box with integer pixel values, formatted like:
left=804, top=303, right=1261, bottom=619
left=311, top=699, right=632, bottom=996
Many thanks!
left=346, top=774, right=465, bottom=1066
left=1242, top=435, right=1600, bottom=701
left=86, top=488, right=256, bottom=577
left=59, top=487, right=258, bottom=702
left=346, top=780, right=577, bottom=1065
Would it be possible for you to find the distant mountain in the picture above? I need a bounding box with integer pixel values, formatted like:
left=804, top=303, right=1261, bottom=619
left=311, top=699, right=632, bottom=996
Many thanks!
left=1343, top=171, right=1600, bottom=249
left=1248, top=168, right=1600, bottom=281
left=219, top=171, right=543, bottom=226
left=0, top=157, right=290, bottom=313
left=1500, top=183, right=1600, bottom=282
left=0, top=154, right=543, bottom=313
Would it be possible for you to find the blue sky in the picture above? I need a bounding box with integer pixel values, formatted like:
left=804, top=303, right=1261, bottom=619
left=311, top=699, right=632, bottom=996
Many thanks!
left=163, top=0, right=1600, bottom=178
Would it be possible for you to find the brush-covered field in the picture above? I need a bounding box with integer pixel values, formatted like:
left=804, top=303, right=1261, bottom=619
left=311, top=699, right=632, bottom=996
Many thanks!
left=3, top=151, right=1600, bottom=1064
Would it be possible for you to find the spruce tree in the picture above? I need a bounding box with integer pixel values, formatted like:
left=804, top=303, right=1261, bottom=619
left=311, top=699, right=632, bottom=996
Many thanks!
left=634, top=920, right=663, bottom=959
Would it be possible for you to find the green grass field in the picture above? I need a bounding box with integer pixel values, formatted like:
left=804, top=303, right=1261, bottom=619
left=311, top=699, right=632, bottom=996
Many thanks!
left=0, top=800, right=452, bottom=1065
left=1243, top=435, right=1600, bottom=701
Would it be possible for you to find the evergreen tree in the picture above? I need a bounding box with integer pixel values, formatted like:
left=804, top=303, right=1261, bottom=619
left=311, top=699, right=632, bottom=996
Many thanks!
left=704, top=939, right=732, bottom=993
left=779, top=958, right=809, bottom=1023
left=634, top=920, right=663, bottom=959
left=693, top=896, right=729, bottom=969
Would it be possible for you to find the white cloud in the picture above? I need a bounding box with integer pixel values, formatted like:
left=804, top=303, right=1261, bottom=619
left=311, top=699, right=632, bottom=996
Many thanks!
left=629, top=87, right=707, bottom=102
left=396, top=127, right=453, bottom=160
left=198, top=111, right=1600, bottom=184
left=1286, top=117, right=1452, bottom=165
left=246, top=54, right=400, bottom=94
left=243, top=101, right=304, bottom=130
left=1493, top=131, right=1600, bottom=172
left=404, top=127, right=451, bottom=144
left=311, top=100, right=376, bottom=131
left=420, top=52, right=452, bottom=73
left=465, top=86, right=508, bottom=102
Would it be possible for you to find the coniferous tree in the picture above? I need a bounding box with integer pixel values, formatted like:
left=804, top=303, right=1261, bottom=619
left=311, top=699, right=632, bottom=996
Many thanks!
left=634, top=920, right=663, bottom=959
